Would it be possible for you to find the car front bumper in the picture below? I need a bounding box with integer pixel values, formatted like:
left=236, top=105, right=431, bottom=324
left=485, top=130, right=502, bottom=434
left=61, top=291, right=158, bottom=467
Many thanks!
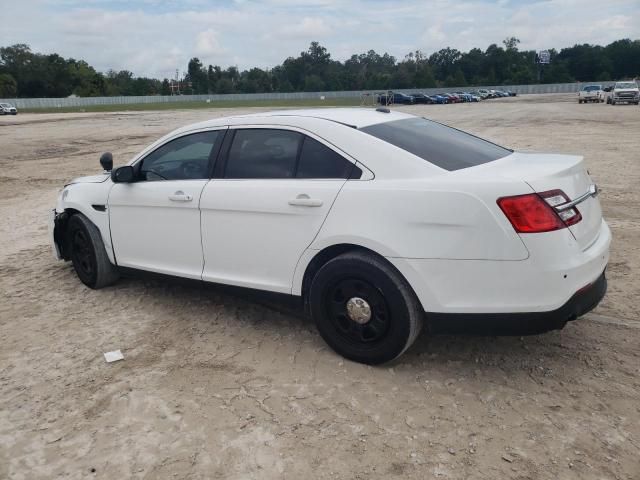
left=613, top=96, right=639, bottom=102
left=49, top=209, right=63, bottom=260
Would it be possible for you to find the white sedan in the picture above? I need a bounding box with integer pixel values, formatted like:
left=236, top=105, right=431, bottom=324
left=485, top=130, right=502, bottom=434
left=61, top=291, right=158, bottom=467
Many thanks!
left=50, top=108, right=610, bottom=364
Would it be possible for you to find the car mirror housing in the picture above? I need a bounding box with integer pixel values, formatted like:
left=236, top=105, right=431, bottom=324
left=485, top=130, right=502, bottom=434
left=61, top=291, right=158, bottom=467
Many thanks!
left=100, top=152, right=113, bottom=171
left=111, top=165, right=135, bottom=183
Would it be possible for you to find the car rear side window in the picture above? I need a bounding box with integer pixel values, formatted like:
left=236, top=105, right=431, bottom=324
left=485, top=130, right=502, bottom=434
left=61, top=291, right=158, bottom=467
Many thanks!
left=296, top=137, right=354, bottom=179
left=224, top=129, right=359, bottom=180
left=361, top=117, right=511, bottom=171
left=225, top=129, right=302, bottom=179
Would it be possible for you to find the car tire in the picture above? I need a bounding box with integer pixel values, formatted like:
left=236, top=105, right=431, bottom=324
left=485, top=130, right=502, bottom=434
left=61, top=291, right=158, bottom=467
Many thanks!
left=67, top=213, right=119, bottom=289
left=309, top=251, right=423, bottom=365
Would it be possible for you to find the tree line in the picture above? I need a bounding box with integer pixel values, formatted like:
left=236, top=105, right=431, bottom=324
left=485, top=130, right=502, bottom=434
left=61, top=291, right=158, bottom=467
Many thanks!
left=1, top=38, right=638, bottom=98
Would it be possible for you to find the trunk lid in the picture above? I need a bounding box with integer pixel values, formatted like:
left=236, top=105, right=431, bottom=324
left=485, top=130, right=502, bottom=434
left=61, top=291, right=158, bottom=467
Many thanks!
left=465, top=152, right=602, bottom=249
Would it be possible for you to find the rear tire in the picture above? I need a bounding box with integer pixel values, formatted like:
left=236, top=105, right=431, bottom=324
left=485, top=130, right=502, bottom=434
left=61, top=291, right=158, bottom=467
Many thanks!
left=309, top=251, right=423, bottom=365
left=67, top=213, right=119, bottom=289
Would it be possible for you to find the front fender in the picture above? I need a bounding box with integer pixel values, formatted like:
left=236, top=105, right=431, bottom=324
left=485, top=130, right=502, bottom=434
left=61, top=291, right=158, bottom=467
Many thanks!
left=56, top=181, right=115, bottom=263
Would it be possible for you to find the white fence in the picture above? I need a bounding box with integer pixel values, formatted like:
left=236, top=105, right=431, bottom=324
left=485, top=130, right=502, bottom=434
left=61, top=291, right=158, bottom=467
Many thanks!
left=1, top=82, right=593, bottom=109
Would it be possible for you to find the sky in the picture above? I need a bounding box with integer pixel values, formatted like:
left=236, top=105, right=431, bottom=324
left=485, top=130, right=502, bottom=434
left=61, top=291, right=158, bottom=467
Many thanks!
left=1, top=0, right=639, bottom=79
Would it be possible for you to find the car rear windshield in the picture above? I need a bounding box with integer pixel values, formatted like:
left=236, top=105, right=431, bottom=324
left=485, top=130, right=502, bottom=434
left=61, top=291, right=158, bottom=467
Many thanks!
left=360, top=117, right=512, bottom=171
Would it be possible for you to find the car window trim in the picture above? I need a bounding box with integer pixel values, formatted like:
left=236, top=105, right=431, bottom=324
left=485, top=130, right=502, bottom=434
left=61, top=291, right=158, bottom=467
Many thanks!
left=217, top=125, right=362, bottom=181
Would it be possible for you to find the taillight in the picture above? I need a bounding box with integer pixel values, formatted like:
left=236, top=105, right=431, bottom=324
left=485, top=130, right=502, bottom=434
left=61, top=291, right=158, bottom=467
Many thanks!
left=497, top=189, right=581, bottom=233
left=538, top=189, right=582, bottom=227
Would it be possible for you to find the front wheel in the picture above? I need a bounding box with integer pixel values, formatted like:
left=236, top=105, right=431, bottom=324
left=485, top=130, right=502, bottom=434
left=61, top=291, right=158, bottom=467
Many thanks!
left=67, top=213, right=119, bottom=289
left=309, top=251, right=423, bottom=364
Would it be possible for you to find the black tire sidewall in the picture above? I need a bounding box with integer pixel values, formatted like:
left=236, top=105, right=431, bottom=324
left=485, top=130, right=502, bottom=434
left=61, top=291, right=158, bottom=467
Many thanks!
left=68, top=215, right=99, bottom=287
left=309, top=255, right=415, bottom=364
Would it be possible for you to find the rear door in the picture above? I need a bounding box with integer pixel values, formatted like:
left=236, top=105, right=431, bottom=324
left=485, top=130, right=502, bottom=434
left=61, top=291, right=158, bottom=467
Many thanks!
left=200, top=126, right=357, bottom=293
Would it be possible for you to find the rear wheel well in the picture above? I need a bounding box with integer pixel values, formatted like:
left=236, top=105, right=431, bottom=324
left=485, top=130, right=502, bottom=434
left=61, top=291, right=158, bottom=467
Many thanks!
left=301, top=244, right=422, bottom=312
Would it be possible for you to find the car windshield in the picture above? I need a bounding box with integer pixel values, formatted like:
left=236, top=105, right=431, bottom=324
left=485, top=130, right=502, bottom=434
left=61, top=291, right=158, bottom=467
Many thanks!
left=583, top=85, right=601, bottom=91
left=616, top=82, right=637, bottom=89
left=361, top=117, right=512, bottom=171
left=0, top=103, right=11, bottom=107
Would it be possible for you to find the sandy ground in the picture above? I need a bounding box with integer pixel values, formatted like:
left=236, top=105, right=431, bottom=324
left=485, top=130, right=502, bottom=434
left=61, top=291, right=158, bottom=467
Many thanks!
left=1, top=94, right=639, bottom=479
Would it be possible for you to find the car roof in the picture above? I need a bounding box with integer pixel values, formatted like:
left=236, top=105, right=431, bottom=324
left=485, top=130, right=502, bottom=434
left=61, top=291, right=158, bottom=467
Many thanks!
left=185, top=107, right=415, bottom=130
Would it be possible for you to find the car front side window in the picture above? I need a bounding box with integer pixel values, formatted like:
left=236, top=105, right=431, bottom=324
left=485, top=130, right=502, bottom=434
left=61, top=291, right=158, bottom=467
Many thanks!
left=139, top=131, right=221, bottom=181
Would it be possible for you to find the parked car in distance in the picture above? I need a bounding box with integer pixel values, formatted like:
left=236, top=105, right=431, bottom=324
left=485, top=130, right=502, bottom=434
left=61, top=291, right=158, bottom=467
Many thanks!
left=604, top=81, right=639, bottom=105
left=0, top=103, right=17, bottom=115
left=50, top=108, right=610, bottom=365
left=429, top=94, right=448, bottom=104
left=598, top=86, right=611, bottom=102
left=578, top=85, right=602, bottom=103
left=438, top=93, right=459, bottom=103
left=477, top=89, right=493, bottom=99
left=409, top=93, right=434, bottom=104
left=453, top=92, right=469, bottom=102
left=378, top=92, right=415, bottom=105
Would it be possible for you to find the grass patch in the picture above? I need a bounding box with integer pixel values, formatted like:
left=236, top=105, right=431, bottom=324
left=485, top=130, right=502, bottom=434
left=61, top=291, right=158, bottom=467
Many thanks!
left=20, top=97, right=362, bottom=113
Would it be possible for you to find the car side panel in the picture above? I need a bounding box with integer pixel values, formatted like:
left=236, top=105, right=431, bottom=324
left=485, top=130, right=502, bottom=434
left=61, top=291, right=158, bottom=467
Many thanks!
left=308, top=178, right=531, bottom=261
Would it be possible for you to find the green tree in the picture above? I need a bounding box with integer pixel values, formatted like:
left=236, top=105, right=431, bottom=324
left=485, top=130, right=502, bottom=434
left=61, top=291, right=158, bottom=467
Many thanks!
left=0, top=73, right=17, bottom=97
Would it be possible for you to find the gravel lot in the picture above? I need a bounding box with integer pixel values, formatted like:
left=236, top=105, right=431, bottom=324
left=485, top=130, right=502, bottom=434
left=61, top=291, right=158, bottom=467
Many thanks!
left=1, top=95, right=639, bottom=479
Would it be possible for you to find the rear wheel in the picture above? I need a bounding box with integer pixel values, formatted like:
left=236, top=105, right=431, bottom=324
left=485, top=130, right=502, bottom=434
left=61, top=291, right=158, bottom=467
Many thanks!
left=67, top=213, right=119, bottom=289
left=309, top=251, right=423, bottom=364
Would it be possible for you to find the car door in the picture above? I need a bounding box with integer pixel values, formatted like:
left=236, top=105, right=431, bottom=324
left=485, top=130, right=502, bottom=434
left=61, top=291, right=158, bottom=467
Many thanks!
left=108, top=129, right=225, bottom=279
left=200, top=126, right=359, bottom=293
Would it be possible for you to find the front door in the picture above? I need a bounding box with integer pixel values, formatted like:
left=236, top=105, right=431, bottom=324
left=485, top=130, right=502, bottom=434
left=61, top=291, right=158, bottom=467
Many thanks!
left=200, top=127, right=358, bottom=293
left=108, top=129, right=225, bottom=279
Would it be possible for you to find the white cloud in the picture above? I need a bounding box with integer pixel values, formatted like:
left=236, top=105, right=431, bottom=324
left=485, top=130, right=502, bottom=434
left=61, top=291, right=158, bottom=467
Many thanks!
left=195, top=29, right=226, bottom=57
left=278, top=17, right=332, bottom=39
left=0, top=0, right=638, bottom=78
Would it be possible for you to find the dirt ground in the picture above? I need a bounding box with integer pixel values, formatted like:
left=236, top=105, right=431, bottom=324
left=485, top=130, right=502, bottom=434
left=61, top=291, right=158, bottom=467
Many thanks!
left=1, top=94, right=639, bottom=480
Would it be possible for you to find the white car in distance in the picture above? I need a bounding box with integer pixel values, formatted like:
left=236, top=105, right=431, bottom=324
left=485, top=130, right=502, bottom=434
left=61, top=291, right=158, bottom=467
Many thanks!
left=0, top=102, right=18, bottom=115
left=51, top=108, right=610, bottom=364
left=578, top=85, right=602, bottom=103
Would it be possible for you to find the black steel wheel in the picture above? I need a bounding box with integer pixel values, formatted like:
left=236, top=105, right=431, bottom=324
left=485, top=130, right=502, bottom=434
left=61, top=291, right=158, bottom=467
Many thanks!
left=67, top=213, right=119, bottom=289
left=325, top=277, right=390, bottom=345
left=71, top=227, right=96, bottom=281
left=309, top=251, right=423, bottom=364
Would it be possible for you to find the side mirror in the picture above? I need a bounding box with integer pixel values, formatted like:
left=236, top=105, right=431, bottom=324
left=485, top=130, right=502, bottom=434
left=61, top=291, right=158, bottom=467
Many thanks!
left=111, top=165, right=135, bottom=183
left=100, top=152, right=113, bottom=172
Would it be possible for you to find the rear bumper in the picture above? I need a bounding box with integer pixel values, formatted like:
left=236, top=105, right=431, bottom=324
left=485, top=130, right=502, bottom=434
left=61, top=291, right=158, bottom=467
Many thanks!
left=427, top=270, right=607, bottom=335
left=388, top=220, right=610, bottom=315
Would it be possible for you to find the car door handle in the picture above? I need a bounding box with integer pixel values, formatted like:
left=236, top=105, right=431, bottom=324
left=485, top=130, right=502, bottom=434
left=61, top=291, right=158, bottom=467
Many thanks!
left=169, top=191, right=193, bottom=202
left=288, top=194, right=323, bottom=207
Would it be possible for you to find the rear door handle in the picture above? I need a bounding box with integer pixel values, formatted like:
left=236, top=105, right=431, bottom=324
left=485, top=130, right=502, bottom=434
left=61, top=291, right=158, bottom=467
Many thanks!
left=288, top=194, right=323, bottom=207
left=169, top=191, right=193, bottom=202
